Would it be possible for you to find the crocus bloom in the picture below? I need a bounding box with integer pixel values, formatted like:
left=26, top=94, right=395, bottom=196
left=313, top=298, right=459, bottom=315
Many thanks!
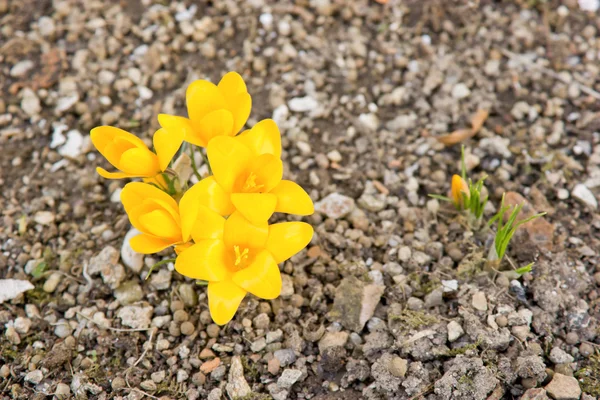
left=120, top=182, right=218, bottom=254
left=451, top=174, right=470, bottom=208
left=192, top=119, right=313, bottom=224
left=175, top=211, right=314, bottom=325
left=91, top=126, right=182, bottom=180
left=157, top=72, right=251, bottom=148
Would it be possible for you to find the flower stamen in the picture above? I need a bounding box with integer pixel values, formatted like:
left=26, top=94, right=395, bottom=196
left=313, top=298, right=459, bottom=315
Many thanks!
left=233, top=245, right=250, bottom=267
left=243, top=172, right=264, bottom=192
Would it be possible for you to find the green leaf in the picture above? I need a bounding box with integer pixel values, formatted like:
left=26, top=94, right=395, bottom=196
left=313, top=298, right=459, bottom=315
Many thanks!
left=31, top=261, right=47, bottom=278
left=428, top=194, right=452, bottom=202
left=515, top=263, right=534, bottom=276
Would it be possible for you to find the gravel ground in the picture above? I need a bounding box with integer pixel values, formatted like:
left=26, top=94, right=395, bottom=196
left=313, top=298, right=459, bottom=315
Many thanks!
left=1, top=0, right=600, bottom=399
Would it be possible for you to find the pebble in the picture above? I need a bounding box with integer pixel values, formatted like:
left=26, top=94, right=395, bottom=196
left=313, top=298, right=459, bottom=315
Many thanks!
left=226, top=356, right=251, bottom=399
left=114, top=281, right=143, bottom=304
left=388, top=356, right=408, bottom=378
left=424, top=287, right=444, bottom=308
left=25, top=369, right=44, bottom=384
left=288, top=96, right=319, bottom=112
left=274, top=348, right=296, bottom=367
left=266, top=329, right=283, bottom=343
left=21, top=88, right=41, bottom=117
left=251, top=337, right=267, bottom=352
left=318, top=331, right=348, bottom=353
left=572, top=184, right=597, bottom=210
left=111, top=377, right=126, bottom=390
left=207, top=388, right=223, bottom=400
left=13, top=316, right=31, bottom=334
left=178, top=284, right=197, bottom=307
left=200, top=357, right=221, bottom=374
left=549, top=347, right=575, bottom=364
left=121, top=229, right=144, bottom=273
left=54, top=319, right=73, bottom=338
left=447, top=320, right=464, bottom=342
left=43, top=272, right=62, bottom=293
left=315, top=193, right=355, bottom=219
left=55, top=382, right=70, bottom=398
left=117, top=304, right=153, bottom=329
left=10, top=60, right=34, bottom=78
left=38, top=16, right=56, bottom=36
left=34, top=211, right=55, bottom=225
left=5, top=326, right=20, bottom=344
left=472, top=291, right=488, bottom=311
left=180, top=321, right=195, bottom=335
left=149, top=268, right=172, bottom=291
left=544, top=373, right=581, bottom=400
left=579, top=0, right=600, bottom=12
left=206, top=324, right=220, bottom=338
left=0, top=279, right=34, bottom=303
left=140, top=380, right=157, bottom=391
left=253, top=313, right=270, bottom=330
left=268, top=358, right=281, bottom=375
left=277, top=369, right=303, bottom=389
left=451, top=83, right=471, bottom=99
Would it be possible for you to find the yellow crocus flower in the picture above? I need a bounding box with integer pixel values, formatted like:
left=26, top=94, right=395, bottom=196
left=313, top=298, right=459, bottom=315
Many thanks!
left=175, top=211, right=314, bottom=325
left=90, top=126, right=183, bottom=180
left=157, top=72, right=251, bottom=148
left=190, top=119, right=313, bottom=224
left=120, top=182, right=220, bottom=254
left=451, top=174, right=470, bottom=208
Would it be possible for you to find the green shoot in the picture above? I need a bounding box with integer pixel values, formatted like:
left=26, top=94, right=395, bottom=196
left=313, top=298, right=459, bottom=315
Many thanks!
left=488, top=193, right=546, bottom=261
left=145, top=258, right=176, bottom=280
left=515, top=262, right=533, bottom=276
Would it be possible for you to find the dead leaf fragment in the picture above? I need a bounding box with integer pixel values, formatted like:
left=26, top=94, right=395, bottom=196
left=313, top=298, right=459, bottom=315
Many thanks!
left=470, top=109, right=489, bottom=134
left=435, top=109, right=489, bottom=146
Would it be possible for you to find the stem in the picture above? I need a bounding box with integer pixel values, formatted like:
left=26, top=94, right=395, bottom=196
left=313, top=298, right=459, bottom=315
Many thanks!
left=188, top=145, right=203, bottom=182
left=145, top=258, right=176, bottom=280
left=201, top=150, right=212, bottom=175
left=196, top=280, right=209, bottom=286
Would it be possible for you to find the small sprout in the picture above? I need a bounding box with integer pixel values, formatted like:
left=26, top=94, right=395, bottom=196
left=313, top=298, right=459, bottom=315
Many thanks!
left=30, top=261, right=47, bottom=278
left=487, top=193, right=546, bottom=261
left=515, top=262, right=534, bottom=276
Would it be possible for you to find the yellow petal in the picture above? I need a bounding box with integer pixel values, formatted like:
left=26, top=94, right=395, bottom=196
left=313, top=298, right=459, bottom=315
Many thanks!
left=96, top=167, right=137, bottom=180
left=120, top=182, right=179, bottom=219
left=265, top=222, right=314, bottom=263
left=207, top=136, right=252, bottom=193
left=228, top=93, right=251, bottom=134
left=143, top=174, right=169, bottom=191
left=451, top=175, right=470, bottom=206
left=91, top=126, right=146, bottom=152
left=230, top=193, right=277, bottom=225
left=235, top=119, right=282, bottom=158
left=130, top=234, right=177, bottom=254
left=158, top=114, right=206, bottom=147
left=207, top=280, right=247, bottom=326
left=138, top=209, right=181, bottom=240
left=119, top=148, right=161, bottom=177
left=217, top=71, right=248, bottom=96
left=186, top=80, right=226, bottom=123
left=248, top=154, right=282, bottom=193
left=153, top=127, right=183, bottom=171
left=179, top=181, right=226, bottom=242
left=175, top=240, right=229, bottom=281
left=232, top=250, right=281, bottom=299
left=188, top=176, right=235, bottom=216
left=196, top=109, right=234, bottom=144
left=271, top=180, right=314, bottom=215
left=223, top=211, right=269, bottom=250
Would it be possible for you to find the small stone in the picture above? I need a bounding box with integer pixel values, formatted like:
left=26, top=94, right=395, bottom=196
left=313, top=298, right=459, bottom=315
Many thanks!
left=315, top=193, right=355, bottom=219
left=472, top=291, right=488, bottom=311
left=114, top=281, right=144, bottom=304
left=140, top=380, right=157, bottom=391
left=549, top=347, right=575, bottom=364
left=274, top=349, right=296, bottom=367
left=151, top=371, right=166, bottom=383
left=180, top=321, right=195, bottom=336
left=111, top=377, right=126, bottom=390
left=207, top=388, right=223, bottom=400
left=55, top=383, right=71, bottom=398
left=572, top=184, right=597, bottom=210
left=43, top=272, right=61, bottom=293
left=226, top=356, right=251, bottom=399
left=10, top=60, right=34, bottom=78
left=268, top=358, right=281, bottom=375
left=424, top=287, right=444, bottom=308
left=544, top=373, right=581, bottom=400
left=149, top=269, right=171, bottom=291
left=266, top=329, right=283, bottom=343
left=388, top=356, right=408, bottom=378
left=521, top=388, right=548, bottom=400
left=199, top=348, right=216, bottom=359
left=178, top=284, right=197, bottom=307
left=253, top=313, right=270, bottom=330
left=288, top=96, right=319, bottom=113
left=177, top=369, right=189, bottom=382
left=21, top=89, right=41, bottom=116
left=13, top=317, right=31, bottom=334
left=25, top=370, right=43, bottom=384
left=447, top=321, right=465, bottom=342
left=54, top=319, right=73, bottom=338
left=200, top=357, right=221, bottom=374
left=34, top=211, right=55, bottom=225
left=277, top=369, right=303, bottom=389
left=117, top=304, right=153, bottom=329
left=206, top=324, right=220, bottom=338
left=319, top=331, right=348, bottom=353
left=329, top=275, right=384, bottom=332
left=38, top=16, right=56, bottom=36
left=280, top=274, right=294, bottom=299
left=251, top=337, right=267, bottom=352
left=121, top=229, right=144, bottom=273
left=441, top=280, right=459, bottom=293
left=210, top=365, right=227, bottom=381
left=5, top=326, right=20, bottom=344
left=452, top=83, right=471, bottom=99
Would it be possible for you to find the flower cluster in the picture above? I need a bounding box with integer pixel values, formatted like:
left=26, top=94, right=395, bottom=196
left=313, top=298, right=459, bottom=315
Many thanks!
left=91, top=72, right=314, bottom=325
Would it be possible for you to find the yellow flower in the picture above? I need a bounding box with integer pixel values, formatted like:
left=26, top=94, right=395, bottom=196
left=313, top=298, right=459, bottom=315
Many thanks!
left=91, top=126, right=183, bottom=180
left=175, top=211, right=314, bottom=325
left=451, top=174, right=470, bottom=207
left=157, top=72, right=251, bottom=148
left=120, top=181, right=221, bottom=254
left=190, top=119, right=313, bottom=224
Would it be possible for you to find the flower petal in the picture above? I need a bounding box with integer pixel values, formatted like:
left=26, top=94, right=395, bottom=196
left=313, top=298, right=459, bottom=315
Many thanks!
left=187, top=176, right=235, bottom=216
left=153, top=128, right=183, bottom=172
left=232, top=250, right=281, bottom=299
left=235, top=119, right=282, bottom=158
left=228, top=93, right=251, bottom=134
left=217, top=71, right=248, bottom=97
left=138, top=209, right=181, bottom=240
left=91, top=126, right=146, bottom=151
left=180, top=181, right=226, bottom=242
left=175, top=240, right=229, bottom=281
left=186, top=79, right=226, bottom=123
left=119, top=148, right=161, bottom=177
left=207, top=280, right=247, bottom=326
left=230, top=193, right=277, bottom=225
left=197, top=109, right=234, bottom=144
left=223, top=211, right=269, bottom=250
left=96, top=167, right=137, bottom=180
left=158, top=114, right=206, bottom=147
left=265, top=222, right=314, bottom=263
left=130, top=233, right=177, bottom=254
left=249, top=154, right=282, bottom=193
left=271, top=180, right=314, bottom=215
left=120, top=182, right=179, bottom=219
left=207, top=136, right=252, bottom=193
